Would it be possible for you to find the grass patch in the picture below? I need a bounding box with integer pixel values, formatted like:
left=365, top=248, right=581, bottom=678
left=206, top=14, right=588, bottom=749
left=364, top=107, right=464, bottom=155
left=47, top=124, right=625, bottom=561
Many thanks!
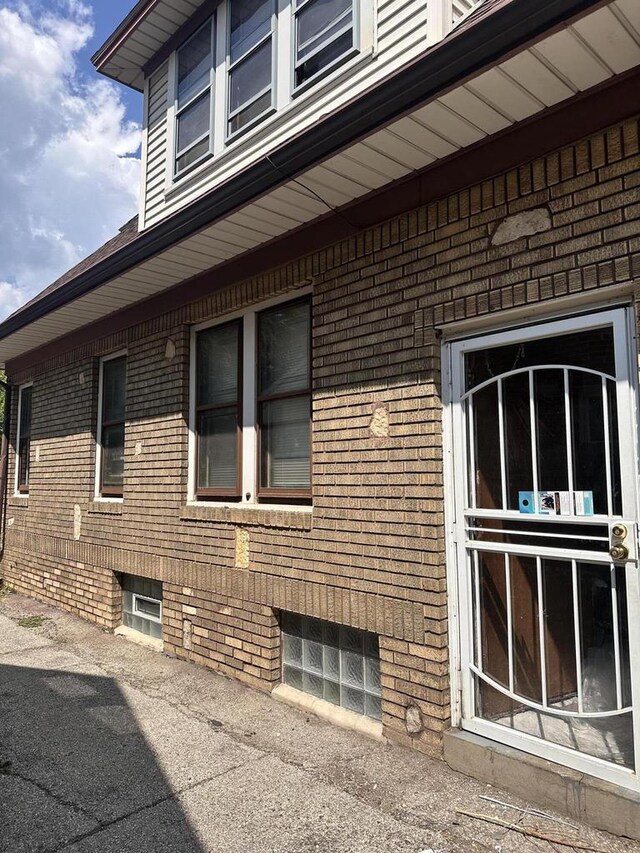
left=0, top=583, right=14, bottom=599
left=17, top=615, right=46, bottom=629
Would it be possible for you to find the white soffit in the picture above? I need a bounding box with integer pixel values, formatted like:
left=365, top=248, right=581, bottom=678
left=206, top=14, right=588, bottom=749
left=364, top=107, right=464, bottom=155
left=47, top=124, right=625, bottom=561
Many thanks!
left=98, top=0, right=201, bottom=91
left=3, top=0, right=640, bottom=364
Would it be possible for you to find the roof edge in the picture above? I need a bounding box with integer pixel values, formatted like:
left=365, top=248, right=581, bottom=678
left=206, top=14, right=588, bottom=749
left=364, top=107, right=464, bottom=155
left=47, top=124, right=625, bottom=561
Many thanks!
left=7, top=0, right=605, bottom=347
left=91, top=0, right=161, bottom=71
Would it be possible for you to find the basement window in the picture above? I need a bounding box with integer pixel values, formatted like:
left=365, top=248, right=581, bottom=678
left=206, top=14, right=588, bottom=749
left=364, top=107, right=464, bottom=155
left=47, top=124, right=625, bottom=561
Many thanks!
left=281, top=613, right=381, bottom=719
left=122, top=575, right=163, bottom=640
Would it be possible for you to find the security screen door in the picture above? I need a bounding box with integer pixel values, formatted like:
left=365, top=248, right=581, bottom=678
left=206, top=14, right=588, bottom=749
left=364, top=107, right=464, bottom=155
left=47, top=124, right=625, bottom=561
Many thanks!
left=449, top=308, right=640, bottom=787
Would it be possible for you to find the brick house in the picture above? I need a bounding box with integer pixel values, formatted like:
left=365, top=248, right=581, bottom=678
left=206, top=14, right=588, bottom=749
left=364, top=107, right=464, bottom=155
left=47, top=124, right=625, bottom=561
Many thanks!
left=1, top=0, right=640, bottom=835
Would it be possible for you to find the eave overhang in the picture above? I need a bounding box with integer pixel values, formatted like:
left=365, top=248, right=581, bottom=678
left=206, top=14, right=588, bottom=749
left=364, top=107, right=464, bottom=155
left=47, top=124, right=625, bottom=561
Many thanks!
left=4, top=0, right=640, bottom=369
left=92, top=0, right=208, bottom=91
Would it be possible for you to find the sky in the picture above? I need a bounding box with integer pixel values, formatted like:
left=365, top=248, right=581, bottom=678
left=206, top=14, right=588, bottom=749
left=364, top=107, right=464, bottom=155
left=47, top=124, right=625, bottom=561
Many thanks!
left=0, top=0, right=143, bottom=320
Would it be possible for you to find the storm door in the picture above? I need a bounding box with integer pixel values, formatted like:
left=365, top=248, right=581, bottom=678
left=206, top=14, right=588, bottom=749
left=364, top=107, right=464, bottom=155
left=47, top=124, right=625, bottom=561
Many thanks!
left=448, top=308, right=640, bottom=787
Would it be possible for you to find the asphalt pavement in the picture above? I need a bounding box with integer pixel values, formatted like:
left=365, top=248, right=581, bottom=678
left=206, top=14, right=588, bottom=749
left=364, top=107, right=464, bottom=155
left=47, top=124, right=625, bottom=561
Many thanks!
left=0, top=591, right=635, bottom=853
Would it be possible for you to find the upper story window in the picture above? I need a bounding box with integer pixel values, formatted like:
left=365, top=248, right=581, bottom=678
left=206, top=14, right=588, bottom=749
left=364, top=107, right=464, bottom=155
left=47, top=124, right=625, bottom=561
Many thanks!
left=168, top=0, right=358, bottom=179
left=16, top=383, right=32, bottom=495
left=191, top=294, right=311, bottom=505
left=293, top=0, right=354, bottom=88
left=228, top=0, right=275, bottom=137
left=97, top=353, right=127, bottom=499
left=175, top=19, right=215, bottom=175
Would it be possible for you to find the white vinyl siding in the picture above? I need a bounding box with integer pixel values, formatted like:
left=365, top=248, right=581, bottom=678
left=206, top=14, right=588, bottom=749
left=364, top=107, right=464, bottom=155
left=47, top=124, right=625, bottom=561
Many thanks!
left=141, top=0, right=430, bottom=229
left=452, top=0, right=481, bottom=25
left=143, top=62, right=170, bottom=227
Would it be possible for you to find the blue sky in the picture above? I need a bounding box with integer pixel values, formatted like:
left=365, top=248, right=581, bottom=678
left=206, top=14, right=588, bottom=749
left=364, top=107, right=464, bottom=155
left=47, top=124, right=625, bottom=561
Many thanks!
left=80, top=0, right=142, bottom=124
left=0, top=0, right=144, bottom=319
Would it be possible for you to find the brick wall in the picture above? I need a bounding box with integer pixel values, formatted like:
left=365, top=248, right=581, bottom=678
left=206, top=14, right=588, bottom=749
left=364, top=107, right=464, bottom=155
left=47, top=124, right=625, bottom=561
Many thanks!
left=2, top=114, right=639, bottom=755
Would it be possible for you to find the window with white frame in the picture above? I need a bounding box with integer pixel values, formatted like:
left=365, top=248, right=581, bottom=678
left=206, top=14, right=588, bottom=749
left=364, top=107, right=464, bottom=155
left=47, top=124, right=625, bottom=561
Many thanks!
left=228, top=0, right=275, bottom=137
left=175, top=18, right=215, bottom=175
left=122, top=575, right=163, bottom=640
left=293, top=0, right=356, bottom=89
left=97, top=354, right=127, bottom=499
left=168, top=0, right=359, bottom=177
left=191, top=294, right=311, bottom=504
left=15, top=383, right=33, bottom=495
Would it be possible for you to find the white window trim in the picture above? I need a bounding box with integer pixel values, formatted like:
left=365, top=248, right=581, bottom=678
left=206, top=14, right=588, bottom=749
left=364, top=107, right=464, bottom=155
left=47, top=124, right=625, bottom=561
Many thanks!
left=225, top=0, right=278, bottom=144
left=188, top=286, right=312, bottom=510
left=170, top=17, right=217, bottom=181
left=132, top=592, right=163, bottom=624
left=164, top=0, right=371, bottom=191
left=94, top=350, right=127, bottom=503
left=14, top=381, right=33, bottom=498
left=290, top=0, right=361, bottom=96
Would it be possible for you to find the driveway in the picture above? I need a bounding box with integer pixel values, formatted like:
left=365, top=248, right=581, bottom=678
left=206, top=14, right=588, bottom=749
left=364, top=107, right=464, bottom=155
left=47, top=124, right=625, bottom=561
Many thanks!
left=0, top=591, right=635, bottom=853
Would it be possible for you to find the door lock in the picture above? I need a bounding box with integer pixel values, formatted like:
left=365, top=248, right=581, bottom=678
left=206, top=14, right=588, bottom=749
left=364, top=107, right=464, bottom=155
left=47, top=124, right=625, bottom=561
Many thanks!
left=609, top=520, right=635, bottom=562
left=610, top=544, right=629, bottom=562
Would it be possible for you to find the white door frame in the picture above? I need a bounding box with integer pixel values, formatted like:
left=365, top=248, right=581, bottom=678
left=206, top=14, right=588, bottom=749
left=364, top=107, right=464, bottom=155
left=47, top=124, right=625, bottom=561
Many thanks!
left=443, top=305, right=640, bottom=790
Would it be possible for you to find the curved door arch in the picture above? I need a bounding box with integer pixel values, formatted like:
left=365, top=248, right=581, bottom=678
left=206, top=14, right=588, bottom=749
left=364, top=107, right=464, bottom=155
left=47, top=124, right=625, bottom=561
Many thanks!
left=448, top=308, right=640, bottom=788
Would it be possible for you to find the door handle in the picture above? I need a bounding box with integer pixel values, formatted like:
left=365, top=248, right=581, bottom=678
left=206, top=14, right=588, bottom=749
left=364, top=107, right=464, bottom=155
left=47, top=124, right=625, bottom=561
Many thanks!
left=610, top=544, right=629, bottom=562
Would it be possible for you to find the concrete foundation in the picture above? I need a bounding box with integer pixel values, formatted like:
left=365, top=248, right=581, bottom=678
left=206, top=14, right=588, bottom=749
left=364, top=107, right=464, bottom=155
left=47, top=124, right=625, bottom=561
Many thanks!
left=444, top=729, right=640, bottom=841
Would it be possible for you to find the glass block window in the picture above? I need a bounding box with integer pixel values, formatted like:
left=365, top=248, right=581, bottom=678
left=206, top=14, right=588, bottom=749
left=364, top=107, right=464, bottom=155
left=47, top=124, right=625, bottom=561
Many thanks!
left=281, top=613, right=381, bottom=719
left=122, top=575, right=163, bottom=640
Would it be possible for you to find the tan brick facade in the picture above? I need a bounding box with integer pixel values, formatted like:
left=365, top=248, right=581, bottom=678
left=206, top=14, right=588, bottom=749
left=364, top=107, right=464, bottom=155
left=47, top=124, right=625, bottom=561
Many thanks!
left=2, top=115, right=639, bottom=755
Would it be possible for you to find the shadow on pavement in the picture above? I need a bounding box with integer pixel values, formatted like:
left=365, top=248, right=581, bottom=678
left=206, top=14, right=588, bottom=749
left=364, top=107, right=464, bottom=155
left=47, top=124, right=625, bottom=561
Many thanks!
left=0, top=661, right=205, bottom=853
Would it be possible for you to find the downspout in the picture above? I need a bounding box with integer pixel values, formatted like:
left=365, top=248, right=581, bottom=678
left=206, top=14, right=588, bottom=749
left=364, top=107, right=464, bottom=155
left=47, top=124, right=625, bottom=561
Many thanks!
left=0, top=380, right=11, bottom=563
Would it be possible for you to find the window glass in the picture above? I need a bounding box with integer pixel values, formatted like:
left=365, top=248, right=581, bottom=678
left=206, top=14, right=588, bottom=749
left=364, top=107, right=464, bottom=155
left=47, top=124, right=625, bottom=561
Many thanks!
left=175, top=19, right=214, bottom=174
left=17, top=386, right=32, bottom=491
left=177, top=92, right=211, bottom=155
left=295, top=0, right=353, bottom=87
left=198, top=409, right=239, bottom=490
left=122, top=575, right=163, bottom=640
left=259, top=300, right=310, bottom=396
left=178, top=21, right=213, bottom=108
left=177, top=137, right=211, bottom=174
left=197, top=324, right=240, bottom=406
left=196, top=322, right=241, bottom=496
left=282, top=614, right=381, bottom=720
left=101, top=424, right=125, bottom=489
left=229, top=40, right=272, bottom=116
left=260, top=397, right=310, bottom=489
left=19, top=386, right=32, bottom=438
left=100, top=356, right=126, bottom=495
left=258, top=299, right=311, bottom=494
left=228, top=0, right=273, bottom=135
left=102, top=358, right=126, bottom=424
left=230, top=0, right=272, bottom=63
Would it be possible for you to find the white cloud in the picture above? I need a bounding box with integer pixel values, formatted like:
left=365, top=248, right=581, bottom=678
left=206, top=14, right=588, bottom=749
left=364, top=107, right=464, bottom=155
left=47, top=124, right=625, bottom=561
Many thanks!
left=0, top=2, right=141, bottom=320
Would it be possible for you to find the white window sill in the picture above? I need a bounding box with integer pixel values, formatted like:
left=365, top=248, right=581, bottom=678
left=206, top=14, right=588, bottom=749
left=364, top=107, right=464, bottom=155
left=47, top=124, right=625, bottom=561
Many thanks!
left=186, top=500, right=311, bottom=513
left=272, top=684, right=385, bottom=743
left=88, top=499, right=123, bottom=516
left=181, top=502, right=313, bottom=530
left=114, top=625, right=163, bottom=653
